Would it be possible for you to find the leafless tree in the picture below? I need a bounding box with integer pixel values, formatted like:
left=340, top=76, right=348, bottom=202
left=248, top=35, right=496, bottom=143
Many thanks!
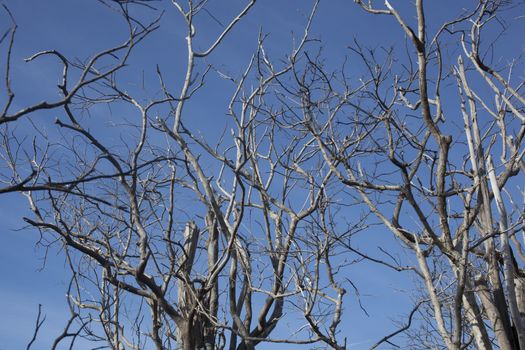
left=286, top=0, right=525, bottom=348
left=5, top=0, right=525, bottom=349
left=1, top=1, right=352, bottom=349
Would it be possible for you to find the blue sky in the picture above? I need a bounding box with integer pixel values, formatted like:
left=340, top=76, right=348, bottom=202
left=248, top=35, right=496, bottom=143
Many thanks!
left=1, top=0, right=523, bottom=349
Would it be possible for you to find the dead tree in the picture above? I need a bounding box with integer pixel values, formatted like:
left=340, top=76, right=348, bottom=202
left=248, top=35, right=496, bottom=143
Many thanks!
left=292, top=0, right=525, bottom=348
left=1, top=1, right=351, bottom=349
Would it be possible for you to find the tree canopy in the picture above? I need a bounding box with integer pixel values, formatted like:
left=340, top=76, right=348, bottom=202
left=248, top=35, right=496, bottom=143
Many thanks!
left=1, top=1, right=525, bottom=349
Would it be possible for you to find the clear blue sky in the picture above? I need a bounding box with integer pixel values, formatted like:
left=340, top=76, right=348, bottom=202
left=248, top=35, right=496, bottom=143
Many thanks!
left=1, top=0, right=522, bottom=349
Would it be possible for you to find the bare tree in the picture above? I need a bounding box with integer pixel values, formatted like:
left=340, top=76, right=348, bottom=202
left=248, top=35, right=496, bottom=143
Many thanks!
left=1, top=1, right=351, bottom=349
left=287, top=0, right=525, bottom=348
left=4, top=0, right=525, bottom=349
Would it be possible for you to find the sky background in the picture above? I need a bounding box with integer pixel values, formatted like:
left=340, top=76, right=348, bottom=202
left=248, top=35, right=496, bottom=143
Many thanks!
left=1, top=0, right=523, bottom=349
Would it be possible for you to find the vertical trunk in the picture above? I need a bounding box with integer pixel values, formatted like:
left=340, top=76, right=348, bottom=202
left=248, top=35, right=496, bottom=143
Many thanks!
left=488, top=156, right=525, bottom=347
left=176, top=222, right=208, bottom=350
left=475, top=276, right=514, bottom=350
left=177, top=318, right=211, bottom=350
left=179, top=321, right=195, bottom=350
left=516, top=278, right=525, bottom=323
left=459, top=49, right=518, bottom=349
left=479, top=166, right=515, bottom=347
left=463, top=288, right=492, bottom=349
left=205, top=212, right=219, bottom=349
